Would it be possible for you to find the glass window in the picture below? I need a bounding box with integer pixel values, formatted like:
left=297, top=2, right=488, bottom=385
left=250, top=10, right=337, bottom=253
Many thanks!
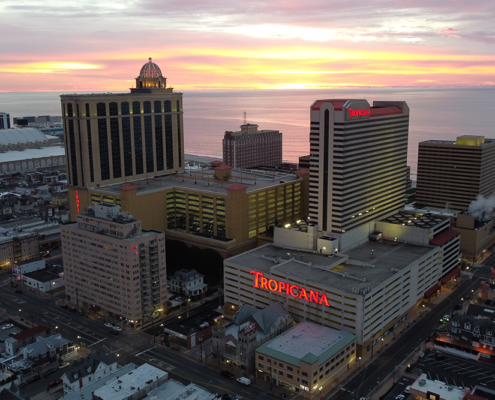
left=143, top=101, right=152, bottom=114
left=165, top=114, right=173, bottom=169
left=144, top=115, right=154, bottom=173
left=155, top=115, right=164, bottom=171
left=164, top=100, right=171, bottom=113
left=132, top=101, right=141, bottom=115
left=97, top=102, right=106, bottom=117
left=122, top=117, right=133, bottom=176
left=86, top=119, right=94, bottom=182
left=121, top=102, right=130, bottom=116
left=109, top=102, right=118, bottom=116
left=68, top=119, right=78, bottom=186
left=154, top=100, right=161, bottom=113
left=85, top=103, right=90, bottom=117
left=67, top=103, right=73, bottom=117
left=98, top=119, right=110, bottom=180
left=110, top=118, right=122, bottom=178
left=133, top=116, right=143, bottom=175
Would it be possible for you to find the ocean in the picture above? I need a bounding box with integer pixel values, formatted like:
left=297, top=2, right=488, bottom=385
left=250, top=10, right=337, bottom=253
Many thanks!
left=1, top=88, right=494, bottom=178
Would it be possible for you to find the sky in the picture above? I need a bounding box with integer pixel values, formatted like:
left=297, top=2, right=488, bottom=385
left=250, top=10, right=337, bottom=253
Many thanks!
left=1, top=0, right=494, bottom=91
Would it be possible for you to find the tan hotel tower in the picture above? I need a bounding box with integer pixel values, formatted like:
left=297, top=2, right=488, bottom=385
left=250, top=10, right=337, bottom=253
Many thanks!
left=61, top=58, right=184, bottom=190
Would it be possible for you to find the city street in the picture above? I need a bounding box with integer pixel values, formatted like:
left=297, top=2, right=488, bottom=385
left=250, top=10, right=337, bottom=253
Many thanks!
left=133, top=345, right=273, bottom=400
left=330, top=263, right=493, bottom=400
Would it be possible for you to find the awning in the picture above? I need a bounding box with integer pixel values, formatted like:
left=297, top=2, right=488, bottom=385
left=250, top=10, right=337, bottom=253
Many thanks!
left=441, top=268, right=460, bottom=284
left=424, top=283, right=440, bottom=299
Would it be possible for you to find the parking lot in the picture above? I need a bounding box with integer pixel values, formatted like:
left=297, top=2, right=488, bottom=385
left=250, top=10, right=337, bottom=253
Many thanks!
left=383, top=376, right=414, bottom=400
left=415, top=351, right=495, bottom=389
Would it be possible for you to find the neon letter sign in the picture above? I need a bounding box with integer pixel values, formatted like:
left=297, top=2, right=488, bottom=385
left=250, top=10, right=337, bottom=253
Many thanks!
left=250, top=270, right=330, bottom=307
left=348, top=108, right=370, bottom=118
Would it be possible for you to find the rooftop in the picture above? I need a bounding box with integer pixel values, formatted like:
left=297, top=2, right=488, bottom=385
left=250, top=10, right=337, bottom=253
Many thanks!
left=257, top=321, right=355, bottom=367
left=380, top=210, right=449, bottom=229
left=92, top=363, right=167, bottom=400
left=91, top=167, right=301, bottom=196
left=25, top=268, right=62, bottom=283
left=0, top=145, right=66, bottom=163
left=144, top=380, right=214, bottom=400
left=227, top=242, right=436, bottom=294
left=411, top=374, right=467, bottom=400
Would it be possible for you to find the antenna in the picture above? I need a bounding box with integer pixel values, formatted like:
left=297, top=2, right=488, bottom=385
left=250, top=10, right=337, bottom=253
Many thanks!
left=243, top=111, right=247, bottom=125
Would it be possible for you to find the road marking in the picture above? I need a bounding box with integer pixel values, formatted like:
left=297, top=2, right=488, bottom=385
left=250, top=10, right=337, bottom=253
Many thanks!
left=88, top=337, right=107, bottom=348
left=136, top=346, right=156, bottom=356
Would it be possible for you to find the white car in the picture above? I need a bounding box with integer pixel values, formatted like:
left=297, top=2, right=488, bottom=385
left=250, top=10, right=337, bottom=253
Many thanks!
left=104, top=323, right=113, bottom=328
left=112, top=326, right=122, bottom=332
left=59, top=362, right=70, bottom=369
left=2, top=324, right=13, bottom=330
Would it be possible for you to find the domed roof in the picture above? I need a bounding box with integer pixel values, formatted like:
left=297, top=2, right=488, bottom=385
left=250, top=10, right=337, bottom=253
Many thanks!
left=139, top=57, right=162, bottom=78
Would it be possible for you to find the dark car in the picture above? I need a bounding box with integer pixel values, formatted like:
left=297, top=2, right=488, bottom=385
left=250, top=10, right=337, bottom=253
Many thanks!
left=15, top=289, right=22, bottom=294
left=48, top=379, right=62, bottom=389
left=454, top=304, right=462, bottom=310
left=27, top=376, right=41, bottom=384
left=220, top=370, right=234, bottom=379
left=111, top=329, right=119, bottom=335
left=43, top=368, right=59, bottom=377
left=61, top=304, right=69, bottom=309
left=435, top=354, right=446, bottom=361
left=70, top=307, right=77, bottom=313
left=222, top=395, right=237, bottom=400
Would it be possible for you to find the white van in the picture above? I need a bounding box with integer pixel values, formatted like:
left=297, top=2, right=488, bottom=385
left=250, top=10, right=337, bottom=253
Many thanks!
left=236, top=377, right=251, bottom=386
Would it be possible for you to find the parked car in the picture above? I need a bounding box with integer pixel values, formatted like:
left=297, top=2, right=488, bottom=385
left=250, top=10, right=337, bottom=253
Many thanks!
left=69, top=307, right=77, bottom=313
left=2, top=324, right=13, bottom=330
left=112, top=326, right=122, bottom=332
left=220, top=370, right=234, bottom=379
left=111, top=329, right=119, bottom=335
left=104, top=323, right=113, bottom=328
left=435, top=353, right=446, bottom=361
left=43, top=367, right=59, bottom=377
left=222, top=395, right=237, bottom=400
left=48, top=379, right=62, bottom=389
left=61, top=304, right=69, bottom=309
left=15, top=289, right=22, bottom=294
left=41, top=251, right=50, bottom=258
left=405, top=385, right=411, bottom=394
left=27, top=376, right=41, bottom=384
left=454, top=304, right=462, bottom=310
left=236, top=377, right=251, bottom=386
left=58, top=362, right=70, bottom=369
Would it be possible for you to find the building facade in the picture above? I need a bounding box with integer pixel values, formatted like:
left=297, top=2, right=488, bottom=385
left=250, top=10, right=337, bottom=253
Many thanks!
left=61, top=203, right=167, bottom=323
left=61, top=58, right=184, bottom=189
left=416, top=136, right=495, bottom=210
left=255, top=322, right=356, bottom=397
left=68, top=166, right=309, bottom=258
left=0, top=229, right=39, bottom=267
left=168, top=269, right=207, bottom=296
left=223, top=124, right=282, bottom=168
left=224, top=242, right=441, bottom=356
left=0, top=112, right=10, bottom=130
left=308, top=99, right=409, bottom=234
left=212, top=301, right=294, bottom=372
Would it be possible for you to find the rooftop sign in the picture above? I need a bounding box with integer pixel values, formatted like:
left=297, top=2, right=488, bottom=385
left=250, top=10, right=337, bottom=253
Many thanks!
left=250, top=270, right=330, bottom=307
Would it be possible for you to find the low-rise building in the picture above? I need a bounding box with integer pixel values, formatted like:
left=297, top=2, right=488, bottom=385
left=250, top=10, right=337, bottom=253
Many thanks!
left=22, top=266, right=64, bottom=293
left=256, top=321, right=356, bottom=397
left=454, top=213, right=495, bottom=263
left=19, top=334, right=71, bottom=369
left=0, top=228, right=39, bottom=267
left=4, top=325, right=51, bottom=356
left=435, top=314, right=495, bottom=360
left=61, top=350, right=119, bottom=394
left=409, top=374, right=468, bottom=400
left=213, top=301, right=294, bottom=372
left=143, top=381, right=215, bottom=400
left=164, top=311, right=221, bottom=350
left=60, top=363, right=136, bottom=400
left=168, top=269, right=207, bottom=296
left=92, top=363, right=168, bottom=400
left=464, top=386, right=495, bottom=400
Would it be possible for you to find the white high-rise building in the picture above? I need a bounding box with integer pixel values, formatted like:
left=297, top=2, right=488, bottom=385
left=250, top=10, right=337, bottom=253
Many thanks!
left=308, top=99, right=409, bottom=236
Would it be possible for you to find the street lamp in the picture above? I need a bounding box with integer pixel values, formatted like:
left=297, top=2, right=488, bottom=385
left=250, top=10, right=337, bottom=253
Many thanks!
left=18, top=309, right=21, bottom=320
left=187, top=298, right=191, bottom=319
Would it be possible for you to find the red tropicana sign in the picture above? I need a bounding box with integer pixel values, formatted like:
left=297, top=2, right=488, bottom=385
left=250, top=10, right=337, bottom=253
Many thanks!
left=348, top=108, right=370, bottom=118
left=250, top=271, right=330, bottom=307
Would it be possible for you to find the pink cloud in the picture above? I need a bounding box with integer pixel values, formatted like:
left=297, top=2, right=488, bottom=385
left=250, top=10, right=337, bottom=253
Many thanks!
left=439, top=28, right=460, bottom=33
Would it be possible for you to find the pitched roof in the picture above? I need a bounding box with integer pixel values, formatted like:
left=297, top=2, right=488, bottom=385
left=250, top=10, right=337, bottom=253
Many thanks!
left=23, top=334, right=67, bottom=358
left=61, top=348, right=117, bottom=384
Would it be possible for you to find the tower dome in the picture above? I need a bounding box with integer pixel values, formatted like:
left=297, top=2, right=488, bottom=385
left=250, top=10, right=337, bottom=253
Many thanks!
left=139, top=57, right=162, bottom=79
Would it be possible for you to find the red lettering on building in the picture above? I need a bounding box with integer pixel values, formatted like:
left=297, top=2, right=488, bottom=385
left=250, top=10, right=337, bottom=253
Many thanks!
left=250, top=270, right=330, bottom=307
left=260, top=277, right=268, bottom=290
left=75, top=190, right=80, bottom=213
left=348, top=108, right=370, bottom=118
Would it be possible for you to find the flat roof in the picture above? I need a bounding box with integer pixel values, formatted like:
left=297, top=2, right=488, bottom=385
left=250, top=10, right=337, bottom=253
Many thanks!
left=93, top=167, right=301, bottom=197
left=257, top=321, right=355, bottom=367
left=226, top=241, right=435, bottom=294
left=0, top=146, right=65, bottom=163
left=411, top=374, right=467, bottom=400
left=25, top=268, right=62, bottom=283
left=92, top=363, right=167, bottom=400
left=144, top=381, right=214, bottom=400
left=379, top=210, right=449, bottom=229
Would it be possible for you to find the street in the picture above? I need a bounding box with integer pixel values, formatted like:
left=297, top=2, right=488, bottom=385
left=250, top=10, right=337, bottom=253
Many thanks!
left=330, top=262, right=493, bottom=400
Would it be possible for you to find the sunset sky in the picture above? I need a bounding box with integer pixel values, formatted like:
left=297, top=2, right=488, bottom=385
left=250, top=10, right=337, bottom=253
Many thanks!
left=1, top=0, right=494, bottom=91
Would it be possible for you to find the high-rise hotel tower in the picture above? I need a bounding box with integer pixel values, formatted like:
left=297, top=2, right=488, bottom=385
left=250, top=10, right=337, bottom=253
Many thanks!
left=309, top=99, right=409, bottom=234
left=61, top=58, right=184, bottom=191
